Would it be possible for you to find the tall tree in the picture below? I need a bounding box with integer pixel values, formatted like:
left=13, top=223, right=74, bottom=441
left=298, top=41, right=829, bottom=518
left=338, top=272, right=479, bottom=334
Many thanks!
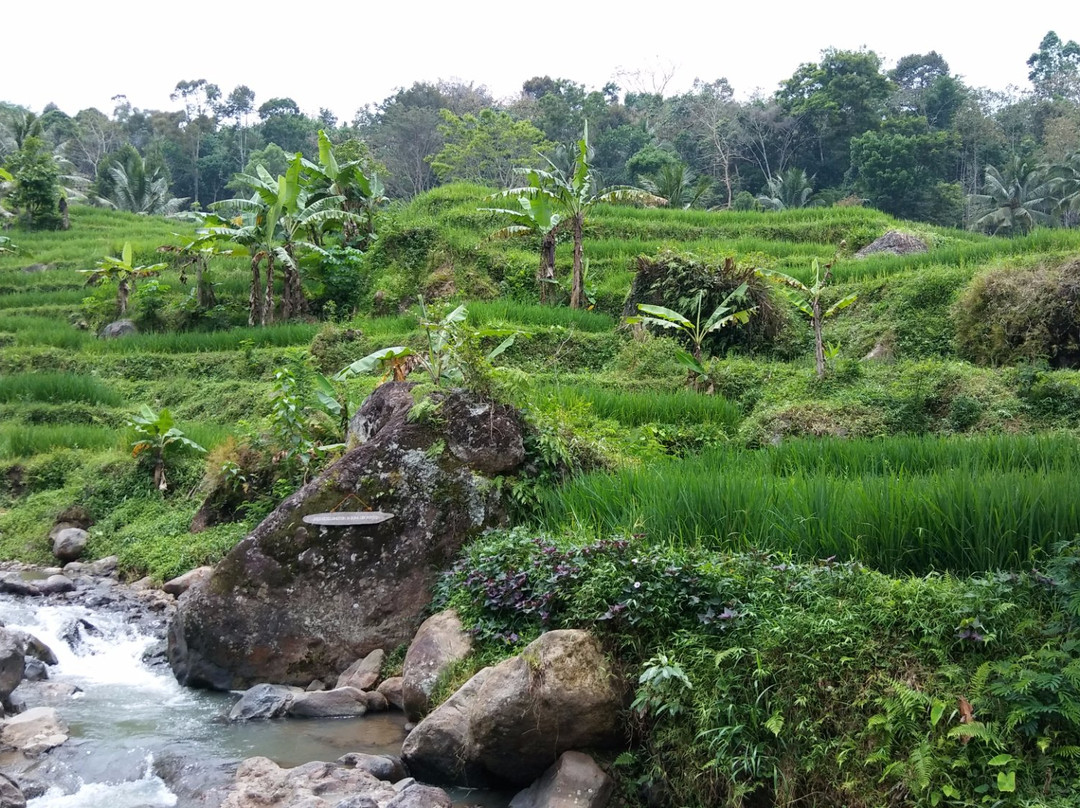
left=1028, top=31, right=1080, bottom=102
left=430, top=109, right=552, bottom=187
left=171, top=78, right=221, bottom=207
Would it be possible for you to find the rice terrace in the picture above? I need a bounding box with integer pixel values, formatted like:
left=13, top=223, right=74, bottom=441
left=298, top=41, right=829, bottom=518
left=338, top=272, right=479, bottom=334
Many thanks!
left=2, top=31, right=1080, bottom=808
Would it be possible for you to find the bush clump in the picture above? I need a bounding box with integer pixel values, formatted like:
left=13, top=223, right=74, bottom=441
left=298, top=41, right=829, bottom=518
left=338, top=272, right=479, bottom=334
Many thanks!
left=954, top=261, right=1080, bottom=367
left=623, top=250, right=800, bottom=358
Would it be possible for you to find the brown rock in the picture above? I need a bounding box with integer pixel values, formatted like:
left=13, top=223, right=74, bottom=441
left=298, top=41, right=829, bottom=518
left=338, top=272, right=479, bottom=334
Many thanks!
left=854, top=230, right=928, bottom=258
left=220, top=756, right=397, bottom=808
left=0, top=707, right=68, bottom=755
left=377, top=677, right=404, bottom=711
left=163, top=567, right=214, bottom=596
left=402, top=609, right=473, bottom=721
left=336, top=648, right=384, bottom=691
left=168, top=385, right=524, bottom=690
left=509, top=751, right=614, bottom=808
left=402, top=630, right=626, bottom=787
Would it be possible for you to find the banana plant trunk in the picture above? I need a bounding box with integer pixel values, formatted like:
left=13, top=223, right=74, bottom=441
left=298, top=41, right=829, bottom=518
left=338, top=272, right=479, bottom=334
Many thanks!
left=262, top=253, right=275, bottom=326
left=813, top=299, right=825, bottom=379
left=539, top=231, right=556, bottom=303
left=249, top=256, right=263, bottom=327
left=570, top=214, right=584, bottom=309
left=118, top=279, right=130, bottom=316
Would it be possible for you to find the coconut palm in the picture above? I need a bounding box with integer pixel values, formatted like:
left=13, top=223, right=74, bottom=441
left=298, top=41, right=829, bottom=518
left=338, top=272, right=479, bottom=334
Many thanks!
left=501, top=123, right=665, bottom=308
left=106, top=151, right=187, bottom=215
left=969, top=157, right=1055, bottom=235
left=756, top=168, right=816, bottom=211
left=640, top=162, right=711, bottom=209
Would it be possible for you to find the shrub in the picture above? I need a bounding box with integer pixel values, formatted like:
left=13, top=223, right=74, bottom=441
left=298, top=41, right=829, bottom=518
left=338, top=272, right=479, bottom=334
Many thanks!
left=954, top=261, right=1080, bottom=367
left=623, top=251, right=797, bottom=358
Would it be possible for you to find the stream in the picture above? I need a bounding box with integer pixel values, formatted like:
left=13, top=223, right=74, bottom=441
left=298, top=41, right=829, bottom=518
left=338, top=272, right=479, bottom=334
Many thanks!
left=0, top=589, right=504, bottom=807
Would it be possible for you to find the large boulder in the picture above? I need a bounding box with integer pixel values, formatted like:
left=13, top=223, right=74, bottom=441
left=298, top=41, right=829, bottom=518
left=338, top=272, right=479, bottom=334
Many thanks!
left=99, top=319, right=138, bottom=339
left=163, top=566, right=213, bottom=596
left=402, top=609, right=473, bottom=721
left=0, top=773, right=25, bottom=808
left=0, top=707, right=69, bottom=755
left=854, top=230, right=928, bottom=258
left=168, top=384, right=525, bottom=690
left=50, top=528, right=88, bottom=563
left=510, top=751, right=614, bottom=808
left=286, top=687, right=368, bottom=718
left=402, top=630, right=626, bottom=787
left=228, top=684, right=298, bottom=722
left=220, top=757, right=397, bottom=808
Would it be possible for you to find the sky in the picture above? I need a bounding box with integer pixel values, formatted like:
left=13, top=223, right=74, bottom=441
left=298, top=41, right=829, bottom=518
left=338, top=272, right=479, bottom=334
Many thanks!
left=3, top=1, right=1075, bottom=120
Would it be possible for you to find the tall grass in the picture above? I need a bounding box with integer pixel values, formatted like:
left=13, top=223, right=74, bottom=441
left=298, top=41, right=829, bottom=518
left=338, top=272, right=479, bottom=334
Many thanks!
left=84, top=324, right=319, bottom=354
left=467, top=301, right=615, bottom=332
left=537, top=434, right=1080, bottom=573
left=0, top=421, right=233, bottom=459
left=543, top=384, right=742, bottom=429
left=0, top=373, right=121, bottom=406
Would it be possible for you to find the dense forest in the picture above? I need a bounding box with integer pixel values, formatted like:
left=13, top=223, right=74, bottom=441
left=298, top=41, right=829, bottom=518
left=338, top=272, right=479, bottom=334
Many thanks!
left=2, top=31, right=1080, bottom=231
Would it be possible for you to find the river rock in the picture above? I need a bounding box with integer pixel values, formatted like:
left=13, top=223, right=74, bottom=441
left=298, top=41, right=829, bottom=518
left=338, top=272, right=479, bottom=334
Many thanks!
left=221, top=757, right=400, bottom=808
left=50, top=528, right=88, bottom=563
left=169, top=384, right=525, bottom=690
left=402, top=630, right=626, bottom=787
left=6, top=630, right=58, bottom=666
left=361, top=690, right=389, bottom=712
left=402, top=609, right=472, bottom=721
left=228, top=684, right=297, bottom=722
left=0, top=631, right=24, bottom=702
left=336, top=648, right=384, bottom=691
left=0, top=707, right=68, bottom=755
left=22, top=659, right=48, bottom=682
left=99, top=319, right=138, bottom=339
left=385, top=783, right=453, bottom=808
left=0, top=773, right=25, bottom=808
left=38, top=575, right=75, bottom=596
left=377, top=677, right=404, bottom=710
left=163, top=566, right=213, bottom=596
left=509, top=751, right=614, bottom=808
left=287, top=686, right=368, bottom=718
left=336, top=752, right=408, bottom=782
left=0, top=577, right=39, bottom=597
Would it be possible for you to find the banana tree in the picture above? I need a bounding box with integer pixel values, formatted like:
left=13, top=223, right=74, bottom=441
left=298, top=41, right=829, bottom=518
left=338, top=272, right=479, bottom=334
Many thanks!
left=306, top=130, right=387, bottom=248
left=758, top=259, right=857, bottom=378
left=628, top=284, right=755, bottom=390
left=128, top=405, right=206, bottom=492
left=193, top=210, right=276, bottom=325
left=80, top=242, right=167, bottom=316
left=500, top=123, right=665, bottom=308
left=481, top=179, right=561, bottom=302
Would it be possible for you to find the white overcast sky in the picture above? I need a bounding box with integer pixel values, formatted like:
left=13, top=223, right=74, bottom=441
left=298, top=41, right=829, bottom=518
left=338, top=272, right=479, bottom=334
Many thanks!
left=4, top=1, right=1075, bottom=119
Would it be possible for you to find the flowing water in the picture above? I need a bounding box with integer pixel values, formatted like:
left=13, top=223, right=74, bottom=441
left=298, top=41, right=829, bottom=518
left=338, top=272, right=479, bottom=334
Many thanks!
left=0, top=592, right=501, bottom=807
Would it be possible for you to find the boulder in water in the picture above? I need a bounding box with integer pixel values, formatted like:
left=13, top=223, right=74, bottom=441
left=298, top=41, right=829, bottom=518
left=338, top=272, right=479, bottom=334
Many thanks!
left=287, top=686, right=368, bottom=718
left=38, top=575, right=75, bottom=595
left=0, top=631, right=25, bottom=703
left=228, top=684, right=298, bottom=722
left=377, top=677, right=404, bottom=711
left=0, top=707, right=69, bottom=755
left=220, top=756, right=412, bottom=808
left=169, top=384, right=525, bottom=690
left=0, top=773, right=25, bottom=808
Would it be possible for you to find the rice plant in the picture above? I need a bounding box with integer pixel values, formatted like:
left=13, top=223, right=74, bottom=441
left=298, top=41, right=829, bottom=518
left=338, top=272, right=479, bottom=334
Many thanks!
left=543, top=384, right=742, bottom=429
left=467, top=301, right=615, bottom=332
left=0, top=373, right=121, bottom=406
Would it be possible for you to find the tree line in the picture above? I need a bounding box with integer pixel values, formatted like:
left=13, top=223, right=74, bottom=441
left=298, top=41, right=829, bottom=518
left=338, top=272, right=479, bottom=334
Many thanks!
left=2, top=30, right=1079, bottom=232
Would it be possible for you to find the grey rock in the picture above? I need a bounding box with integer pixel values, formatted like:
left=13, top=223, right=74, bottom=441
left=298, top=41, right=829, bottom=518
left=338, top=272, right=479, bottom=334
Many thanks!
left=0, top=631, right=24, bottom=702
left=169, top=384, right=525, bottom=691
left=228, top=684, right=297, bottom=722
left=221, top=756, right=397, bottom=808
left=402, top=609, right=472, bottom=721
left=99, top=319, right=138, bottom=339
left=361, top=690, right=389, bottom=712
left=22, top=659, right=48, bottom=682
left=50, top=529, right=88, bottom=563
left=306, top=679, right=326, bottom=692
left=509, top=751, right=614, bottom=808
left=0, top=772, right=25, bottom=808
left=854, top=230, right=928, bottom=258
left=6, top=631, right=58, bottom=665
left=385, top=784, right=453, bottom=808
left=87, top=555, right=119, bottom=576
left=402, top=630, right=626, bottom=787
left=336, top=752, right=407, bottom=782
left=0, top=576, right=40, bottom=597
left=376, top=677, right=404, bottom=711
left=38, top=575, right=75, bottom=595
left=335, top=649, right=384, bottom=691
left=287, top=687, right=368, bottom=718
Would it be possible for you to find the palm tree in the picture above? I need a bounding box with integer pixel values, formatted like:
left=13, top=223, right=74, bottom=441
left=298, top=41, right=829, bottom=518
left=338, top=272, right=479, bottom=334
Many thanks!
left=106, top=151, right=187, bottom=215
left=481, top=177, right=562, bottom=302
left=756, top=168, right=815, bottom=211
left=640, top=162, right=711, bottom=209
left=502, top=123, right=665, bottom=308
left=969, top=157, right=1055, bottom=235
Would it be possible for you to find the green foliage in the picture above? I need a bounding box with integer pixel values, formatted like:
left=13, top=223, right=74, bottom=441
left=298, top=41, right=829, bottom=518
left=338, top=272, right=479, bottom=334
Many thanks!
left=0, top=373, right=120, bottom=406
left=954, top=261, right=1080, bottom=367
left=4, top=136, right=62, bottom=230
left=432, top=109, right=552, bottom=187
left=128, top=404, right=207, bottom=492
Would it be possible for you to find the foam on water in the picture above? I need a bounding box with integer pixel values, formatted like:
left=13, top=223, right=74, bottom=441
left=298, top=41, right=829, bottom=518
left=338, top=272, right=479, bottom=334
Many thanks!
left=28, top=756, right=177, bottom=808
